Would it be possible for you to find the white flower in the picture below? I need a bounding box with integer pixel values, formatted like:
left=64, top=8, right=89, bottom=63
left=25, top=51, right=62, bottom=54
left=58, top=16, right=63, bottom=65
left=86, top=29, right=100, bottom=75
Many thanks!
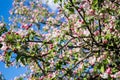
left=100, top=73, right=108, bottom=79
left=0, top=23, right=4, bottom=27
left=43, top=25, right=49, bottom=31
left=0, top=55, right=4, bottom=61
left=114, top=71, right=120, bottom=78
left=83, top=29, right=90, bottom=36
left=47, top=17, right=57, bottom=24
left=1, top=42, right=8, bottom=51
left=0, top=37, right=4, bottom=42
left=89, top=56, right=96, bottom=65
left=16, top=29, right=28, bottom=37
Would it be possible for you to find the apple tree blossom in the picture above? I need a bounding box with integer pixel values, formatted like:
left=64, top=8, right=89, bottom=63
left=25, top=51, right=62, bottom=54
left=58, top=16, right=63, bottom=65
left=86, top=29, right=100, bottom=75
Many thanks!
left=0, top=0, right=120, bottom=79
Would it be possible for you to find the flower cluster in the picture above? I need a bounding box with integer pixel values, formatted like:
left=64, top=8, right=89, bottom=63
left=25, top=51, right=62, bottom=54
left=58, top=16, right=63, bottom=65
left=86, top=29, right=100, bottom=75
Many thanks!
left=0, top=0, right=120, bottom=79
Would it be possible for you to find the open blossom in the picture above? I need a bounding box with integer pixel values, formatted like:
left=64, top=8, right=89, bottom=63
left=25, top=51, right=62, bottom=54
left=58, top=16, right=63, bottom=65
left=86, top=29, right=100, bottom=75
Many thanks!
left=100, top=73, right=108, bottom=79
left=105, top=67, right=111, bottom=74
left=43, top=25, right=49, bottom=31
left=0, top=36, right=4, bottom=42
left=81, top=0, right=90, bottom=10
left=78, top=63, right=83, bottom=70
left=15, top=29, right=28, bottom=37
left=0, top=0, right=119, bottom=79
left=0, top=22, right=5, bottom=27
left=83, top=29, right=90, bottom=36
left=0, top=55, right=4, bottom=61
left=87, top=9, right=95, bottom=16
left=0, top=42, right=8, bottom=51
left=68, top=14, right=78, bottom=21
left=111, top=71, right=120, bottom=78
left=89, top=56, right=96, bottom=65
left=97, top=54, right=107, bottom=62
left=29, top=42, right=37, bottom=48
left=114, top=71, right=120, bottom=78
left=47, top=17, right=57, bottom=24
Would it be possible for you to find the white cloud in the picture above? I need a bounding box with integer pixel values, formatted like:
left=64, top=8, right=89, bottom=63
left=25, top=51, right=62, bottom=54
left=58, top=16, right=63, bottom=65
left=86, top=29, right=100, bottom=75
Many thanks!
left=42, top=0, right=59, bottom=11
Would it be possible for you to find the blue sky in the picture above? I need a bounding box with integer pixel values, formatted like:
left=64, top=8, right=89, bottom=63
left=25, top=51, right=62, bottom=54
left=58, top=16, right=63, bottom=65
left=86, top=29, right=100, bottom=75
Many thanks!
left=0, top=0, right=27, bottom=80
left=0, top=0, right=12, bottom=22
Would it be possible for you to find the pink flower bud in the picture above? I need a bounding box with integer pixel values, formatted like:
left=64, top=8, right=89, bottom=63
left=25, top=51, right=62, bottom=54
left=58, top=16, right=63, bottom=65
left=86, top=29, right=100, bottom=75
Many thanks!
left=73, top=70, right=77, bottom=74
left=7, top=32, right=11, bottom=34
left=111, top=75, right=115, bottom=78
left=88, top=9, right=95, bottom=16
left=105, top=68, right=111, bottom=74
left=94, top=30, right=99, bottom=36
left=78, top=9, right=81, bottom=12
left=59, top=9, right=62, bottom=13
left=39, top=76, right=44, bottom=80
left=1, top=34, right=6, bottom=38
left=109, top=27, right=114, bottom=32
left=103, top=39, right=108, bottom=44
left=50, top=44, right=53, bottom=49
left=79, top=5, right=83, bottom=9
left=15, top=32, right=19, bottom=35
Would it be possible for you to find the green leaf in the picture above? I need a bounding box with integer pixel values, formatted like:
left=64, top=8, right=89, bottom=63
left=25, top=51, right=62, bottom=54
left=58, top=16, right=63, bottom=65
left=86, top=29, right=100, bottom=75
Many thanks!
left=91, top=0, right=98, bottom=10
left=5, top=51, right=12, bottom=67
left=64, top=3, right=74, bottom=13
left=16, top=43, right=21, bottom=49
left=92, top=0, right=104, bottom=10
left=115, top=19, right=120, bottom=31
left=20, top=57, right=26, bottom=65
left=56, top=63, right=62, bottom=70
left=16, top=55, right=21, bottom=62
left=69, top=8, right=74, bottom=13
left=100, top=66, right=104, bottom=73
left=54, top=0, right=58, bottom=3
left=83, top=78, right=87, bottom=80
left=0, top=25, right=7, bottom=36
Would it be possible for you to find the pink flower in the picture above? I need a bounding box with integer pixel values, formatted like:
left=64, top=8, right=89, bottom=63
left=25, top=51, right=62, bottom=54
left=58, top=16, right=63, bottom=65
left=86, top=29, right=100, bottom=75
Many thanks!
left=110, top=75, right=115, bottom=78
left=79, top=20, right=84, bottom=24
left=39, top=76, right=44, bottom=80
left=1, top=34, right=6, bottom=39
left=105, top=67, right=111, bottom=74
left=21, top=24, right=32, bottom=30
left=103, top=39, right=108, bottom=44
left=59, top=54, right=63, bottom=59
left=110, top=71, right=120, bottom=78
left=1, top=42, right=8, bottom=51
left=94, top=30, right=100, bottom=36
left=48, top=73, right=53, bottom=78
left=79, top=5, right=83, bottom=9
left=83, top=29, right=90, bottom=36
left=0, top=36, right=4, bottom=42
left=88, top=9, right=95, bottom=16
left=73, top=70, right=77, bottom=74
left=50, top=44, right=53, bottom=49
left=113, top=71, right=120, bottom=78
left=78, top=9, right=81, bottom=12
left=82, top=1, right=89, bottom=9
